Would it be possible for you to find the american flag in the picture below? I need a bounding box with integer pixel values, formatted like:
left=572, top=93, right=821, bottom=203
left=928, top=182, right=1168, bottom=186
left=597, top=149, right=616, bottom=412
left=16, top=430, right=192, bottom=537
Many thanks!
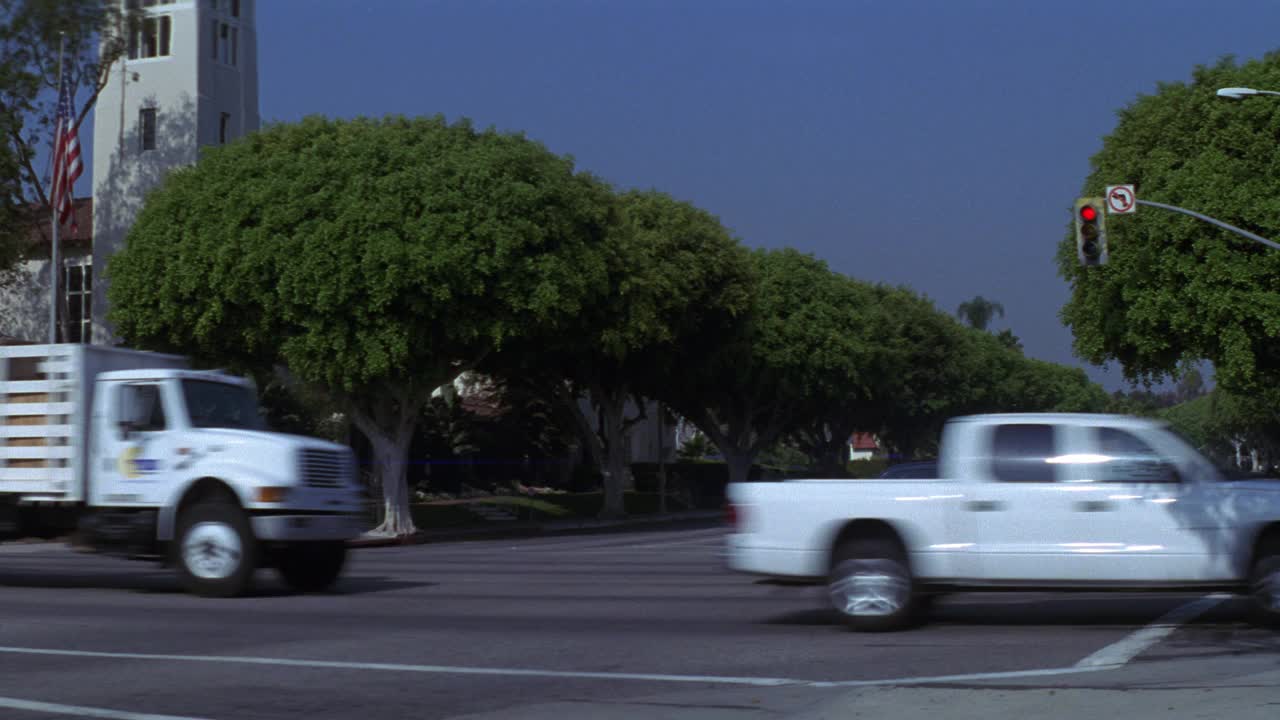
left=51, top=72, right=83, bottom=238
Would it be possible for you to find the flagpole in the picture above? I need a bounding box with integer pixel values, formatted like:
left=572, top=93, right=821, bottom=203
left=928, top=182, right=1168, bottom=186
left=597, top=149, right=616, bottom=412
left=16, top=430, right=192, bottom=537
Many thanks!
left=49, top=33, right=65, bottom=346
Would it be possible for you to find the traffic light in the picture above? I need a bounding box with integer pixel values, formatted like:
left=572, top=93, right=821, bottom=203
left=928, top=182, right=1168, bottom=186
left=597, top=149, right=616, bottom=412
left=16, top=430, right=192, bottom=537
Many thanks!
left=1075, top=197, right=1108, bottom=266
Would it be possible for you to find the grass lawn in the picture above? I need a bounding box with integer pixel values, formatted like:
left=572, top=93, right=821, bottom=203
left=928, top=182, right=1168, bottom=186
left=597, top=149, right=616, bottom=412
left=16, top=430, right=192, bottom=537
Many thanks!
left=409, top=491, right=693, bottom=529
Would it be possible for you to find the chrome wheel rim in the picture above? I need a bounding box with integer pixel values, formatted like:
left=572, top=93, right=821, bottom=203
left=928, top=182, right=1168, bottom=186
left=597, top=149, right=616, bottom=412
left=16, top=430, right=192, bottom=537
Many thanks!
left=182, top=521, right=243, bottom=580
left=829, top=558, right=910, bottom=617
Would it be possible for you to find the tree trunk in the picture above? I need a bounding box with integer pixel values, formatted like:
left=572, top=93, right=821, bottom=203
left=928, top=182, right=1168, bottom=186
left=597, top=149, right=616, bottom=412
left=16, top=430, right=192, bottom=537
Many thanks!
left=598, top=391, right=629, bottom=520
left=657, top=405, right=667, bottom=515
left=369, top=429, right=415, bottom=536
left=351, top=400, right=421, bottom=538
left=557, top=382, right=634, bottom=520
left=816, top=431, right=851, bottom=477
left=724, top=450, right=754, bottom=486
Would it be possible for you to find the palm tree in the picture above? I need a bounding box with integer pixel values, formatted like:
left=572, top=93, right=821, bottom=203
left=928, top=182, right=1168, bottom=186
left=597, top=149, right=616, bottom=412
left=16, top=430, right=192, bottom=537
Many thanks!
left=956, top=295, right=1005, bottom=331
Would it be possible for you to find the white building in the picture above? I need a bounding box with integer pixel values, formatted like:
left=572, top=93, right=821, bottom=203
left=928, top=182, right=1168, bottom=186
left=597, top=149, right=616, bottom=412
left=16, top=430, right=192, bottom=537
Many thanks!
left=0, top=0, right=259, bottom=345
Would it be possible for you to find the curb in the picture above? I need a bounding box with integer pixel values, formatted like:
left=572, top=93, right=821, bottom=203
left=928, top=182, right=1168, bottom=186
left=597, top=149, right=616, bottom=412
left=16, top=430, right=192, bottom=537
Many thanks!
left=347, top=511, right=725, bottom=548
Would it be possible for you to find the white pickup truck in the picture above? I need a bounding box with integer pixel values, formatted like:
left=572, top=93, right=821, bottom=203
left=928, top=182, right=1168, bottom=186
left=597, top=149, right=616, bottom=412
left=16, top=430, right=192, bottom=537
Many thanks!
left=725, top=412, right=1280, bottom=631
left=1, top=343, right=368, bottom=597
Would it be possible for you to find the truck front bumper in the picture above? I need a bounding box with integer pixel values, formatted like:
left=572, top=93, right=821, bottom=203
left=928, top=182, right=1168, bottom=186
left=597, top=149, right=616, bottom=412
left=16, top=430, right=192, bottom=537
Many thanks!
left=251, top=513, right=368, bottom=542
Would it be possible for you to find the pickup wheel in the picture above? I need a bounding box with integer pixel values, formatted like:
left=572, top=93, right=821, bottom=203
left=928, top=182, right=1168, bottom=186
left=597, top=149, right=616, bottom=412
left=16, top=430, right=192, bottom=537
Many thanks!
left=275, top=542, right=347, bottom=593
left=828, top=538, right=918, bottom=632
left=173, top=500, right=258, bottom=598
left=1249, top=553, right=1280, bottom=627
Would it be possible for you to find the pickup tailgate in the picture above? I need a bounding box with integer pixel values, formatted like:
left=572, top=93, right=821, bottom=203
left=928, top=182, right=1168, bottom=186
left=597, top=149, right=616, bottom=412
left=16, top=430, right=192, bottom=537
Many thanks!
left=724, top=478, right=966, bottom=581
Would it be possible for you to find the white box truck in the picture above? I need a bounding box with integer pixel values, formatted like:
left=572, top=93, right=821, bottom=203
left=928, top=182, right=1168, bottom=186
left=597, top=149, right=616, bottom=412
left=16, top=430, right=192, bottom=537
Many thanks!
left=0, top=342, right=368, bottom=597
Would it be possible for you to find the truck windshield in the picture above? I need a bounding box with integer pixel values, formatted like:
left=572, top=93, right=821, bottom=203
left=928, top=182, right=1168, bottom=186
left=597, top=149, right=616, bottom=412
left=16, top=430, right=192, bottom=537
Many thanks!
left=181, top=379, right=265, bottom=430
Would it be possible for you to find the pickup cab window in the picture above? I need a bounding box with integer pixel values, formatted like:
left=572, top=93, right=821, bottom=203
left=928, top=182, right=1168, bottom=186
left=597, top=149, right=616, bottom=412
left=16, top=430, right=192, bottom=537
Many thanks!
left=1092, top=426, right=1179, bottom=483
left=989, top=423, right=1060, bottom=483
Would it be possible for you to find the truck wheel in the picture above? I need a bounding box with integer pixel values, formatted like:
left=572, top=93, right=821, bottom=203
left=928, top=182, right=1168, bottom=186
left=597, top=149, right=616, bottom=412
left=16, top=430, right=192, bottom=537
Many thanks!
left=276, top=542, right=347, bottom=593
left=174, top=500, right=257, bottom=598
left=1249, top=553, right=1280, bottom=627
left=828, top=537, right=918, bottom=632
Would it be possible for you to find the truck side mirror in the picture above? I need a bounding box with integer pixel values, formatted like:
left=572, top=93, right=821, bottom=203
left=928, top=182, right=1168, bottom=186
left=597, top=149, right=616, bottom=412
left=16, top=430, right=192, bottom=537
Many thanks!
left=118, top=419, right=135, bottom=439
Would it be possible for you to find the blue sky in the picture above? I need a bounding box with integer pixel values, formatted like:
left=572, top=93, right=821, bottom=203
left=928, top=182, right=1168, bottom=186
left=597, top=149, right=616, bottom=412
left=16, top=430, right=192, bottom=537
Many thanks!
left=72, top=0, right=1280, bottom=391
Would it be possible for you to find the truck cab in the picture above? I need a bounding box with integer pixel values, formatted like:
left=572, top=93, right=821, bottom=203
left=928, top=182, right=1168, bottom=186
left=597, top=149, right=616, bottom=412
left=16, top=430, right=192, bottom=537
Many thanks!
left=1, top=343, right=367, bottom=597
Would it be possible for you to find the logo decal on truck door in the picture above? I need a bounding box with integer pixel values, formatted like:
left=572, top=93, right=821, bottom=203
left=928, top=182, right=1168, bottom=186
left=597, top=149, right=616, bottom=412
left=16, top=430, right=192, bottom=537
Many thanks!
left=117, top=445, right=160, bottom=479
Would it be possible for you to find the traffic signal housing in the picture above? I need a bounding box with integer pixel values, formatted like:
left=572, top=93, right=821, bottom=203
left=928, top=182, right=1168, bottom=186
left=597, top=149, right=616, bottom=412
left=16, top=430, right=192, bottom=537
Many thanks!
left=1075, top=197, right=1107, bottom=266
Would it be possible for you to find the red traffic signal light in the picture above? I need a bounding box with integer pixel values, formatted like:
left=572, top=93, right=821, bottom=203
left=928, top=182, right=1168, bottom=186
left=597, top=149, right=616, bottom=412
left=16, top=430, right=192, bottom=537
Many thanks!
left=1074, top=198, right=1107, bottom=266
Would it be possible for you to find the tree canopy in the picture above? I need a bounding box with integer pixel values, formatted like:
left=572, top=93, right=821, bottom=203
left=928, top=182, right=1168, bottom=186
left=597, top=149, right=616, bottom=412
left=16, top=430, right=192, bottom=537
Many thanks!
left=107, top=113, right=619, bottom=535
left=661, top=249, right=891, bottom=484
left=483, top=188, right=754, bottom=518
left=1057, top=51, right=1280, bottom=396
left=0, top=0, right=134, bottom=272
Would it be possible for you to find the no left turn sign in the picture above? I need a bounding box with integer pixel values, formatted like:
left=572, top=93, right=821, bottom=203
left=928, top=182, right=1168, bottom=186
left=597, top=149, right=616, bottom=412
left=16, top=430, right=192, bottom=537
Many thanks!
left=1106, top=185, right=1136, bottom=214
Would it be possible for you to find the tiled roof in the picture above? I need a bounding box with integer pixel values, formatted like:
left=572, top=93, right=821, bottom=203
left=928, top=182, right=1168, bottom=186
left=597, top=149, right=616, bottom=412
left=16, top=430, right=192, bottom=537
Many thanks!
left=18, top=196, right=93, bottom=254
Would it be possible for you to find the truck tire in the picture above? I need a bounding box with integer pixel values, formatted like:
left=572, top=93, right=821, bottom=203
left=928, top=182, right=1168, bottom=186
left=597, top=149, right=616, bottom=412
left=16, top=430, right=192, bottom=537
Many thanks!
left=275, top=542, right=347, bottom=593
left=174, top=500, right=258, bottom=598
left=1249, top=552, right=1280, bottom=627
left=828, top=537, right=919, bottom=632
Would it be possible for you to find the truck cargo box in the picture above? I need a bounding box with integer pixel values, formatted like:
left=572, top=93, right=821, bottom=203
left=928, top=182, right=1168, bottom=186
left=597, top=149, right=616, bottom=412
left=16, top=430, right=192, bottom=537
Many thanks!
left=0, top=344, right=190, bottom=503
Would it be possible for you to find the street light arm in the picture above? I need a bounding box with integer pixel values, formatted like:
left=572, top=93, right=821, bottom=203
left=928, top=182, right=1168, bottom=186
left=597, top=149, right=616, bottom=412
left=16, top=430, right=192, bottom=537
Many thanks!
left=1136, top=199, right=1280, bottom=252
left=1216, top=87, right=1280, bottom=99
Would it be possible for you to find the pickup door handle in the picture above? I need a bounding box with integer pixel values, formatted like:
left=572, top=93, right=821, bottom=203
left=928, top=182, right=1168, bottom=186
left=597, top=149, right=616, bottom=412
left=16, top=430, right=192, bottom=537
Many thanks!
left=1074, top=500, right=1114, bottom=512
left=965, top=500, right=1005, bottom=512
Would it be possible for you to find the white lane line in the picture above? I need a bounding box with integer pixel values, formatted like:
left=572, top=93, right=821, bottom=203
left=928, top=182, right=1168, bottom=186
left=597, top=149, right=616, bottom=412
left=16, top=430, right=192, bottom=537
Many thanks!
left=0, top=695, right=211, bottom=720
left=1074, top=593, right=1230, bottom=669
left=510, top=533, right=728, bottom=553
left=811, top=664, right=1113, bottom=688
left=0, top=645, right=1111, bottom=689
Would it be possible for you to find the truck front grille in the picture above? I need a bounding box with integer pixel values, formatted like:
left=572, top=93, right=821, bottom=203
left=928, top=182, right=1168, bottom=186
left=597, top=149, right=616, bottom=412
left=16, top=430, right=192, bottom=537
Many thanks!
left=298, top=448, right=350, bottom=488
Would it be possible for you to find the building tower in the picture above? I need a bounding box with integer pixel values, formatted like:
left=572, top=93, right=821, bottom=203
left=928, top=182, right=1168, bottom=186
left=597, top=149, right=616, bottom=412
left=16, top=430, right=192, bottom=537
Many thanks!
left=89, top=0, right=259, bottom=345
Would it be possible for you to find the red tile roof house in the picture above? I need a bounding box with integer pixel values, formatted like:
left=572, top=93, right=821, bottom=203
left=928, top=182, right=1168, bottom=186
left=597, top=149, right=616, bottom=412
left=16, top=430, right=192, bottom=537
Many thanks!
left=848, top=432, right=880, bottom=461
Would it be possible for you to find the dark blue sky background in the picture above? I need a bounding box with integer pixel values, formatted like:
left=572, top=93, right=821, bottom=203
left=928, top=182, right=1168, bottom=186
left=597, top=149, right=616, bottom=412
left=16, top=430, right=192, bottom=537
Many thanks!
left=75, top=0, right=1280, bottom=391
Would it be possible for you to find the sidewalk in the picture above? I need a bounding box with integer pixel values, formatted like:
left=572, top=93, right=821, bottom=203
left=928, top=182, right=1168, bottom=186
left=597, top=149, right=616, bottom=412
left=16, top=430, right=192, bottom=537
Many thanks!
left=789, top=685, right=1280, bottom=720
left=347, top=509, right=726, bottom=548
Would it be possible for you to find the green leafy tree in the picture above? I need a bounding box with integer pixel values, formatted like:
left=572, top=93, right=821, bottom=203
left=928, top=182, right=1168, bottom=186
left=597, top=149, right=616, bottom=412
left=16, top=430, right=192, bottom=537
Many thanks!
left=872, top=306, right=1008, bottom=459
left=486, top=189, right=754, bottom=519
left=1058, top=51, right=1280, bottom=399
left=662, top=249, right=880, bottom=486
left=956, top=295, right=1005, bottom=331
left=790, top=282, right=967, bottom=472
left=0, top=0, right=135, bottom=271
left=106, top=114, right=617, bottom=537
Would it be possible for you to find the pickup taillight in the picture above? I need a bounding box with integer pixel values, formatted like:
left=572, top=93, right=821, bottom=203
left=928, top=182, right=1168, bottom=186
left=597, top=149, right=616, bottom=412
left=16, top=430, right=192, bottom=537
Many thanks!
left=725, top=502, right=741, bottom=531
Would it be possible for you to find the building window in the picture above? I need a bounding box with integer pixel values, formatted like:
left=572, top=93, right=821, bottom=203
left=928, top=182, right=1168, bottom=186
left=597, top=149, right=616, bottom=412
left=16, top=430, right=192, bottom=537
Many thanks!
left=128, top=15, right=172, bottom=59
left=140, top=107, right=157, bottom=151
left=213, top=21, right=238, bottom=66
left=63, top=258, right=92, bottom=344
left=219, top=112, right=230, bottom=144
left=208, top=0, right=240, bottom=17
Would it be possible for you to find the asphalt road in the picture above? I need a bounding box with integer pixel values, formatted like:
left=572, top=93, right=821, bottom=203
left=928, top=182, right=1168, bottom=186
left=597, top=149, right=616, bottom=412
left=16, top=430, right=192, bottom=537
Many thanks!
left=0, top=525, right=1277, bottom=719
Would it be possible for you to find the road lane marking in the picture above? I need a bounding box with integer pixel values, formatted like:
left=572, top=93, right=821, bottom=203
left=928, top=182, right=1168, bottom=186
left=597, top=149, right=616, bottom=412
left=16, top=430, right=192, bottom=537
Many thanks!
left=1074, top=593, right=1230, bottom=669
left=0, top=645, right=1116, bottom=689
left=0, top=695, right=211, bottom=720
